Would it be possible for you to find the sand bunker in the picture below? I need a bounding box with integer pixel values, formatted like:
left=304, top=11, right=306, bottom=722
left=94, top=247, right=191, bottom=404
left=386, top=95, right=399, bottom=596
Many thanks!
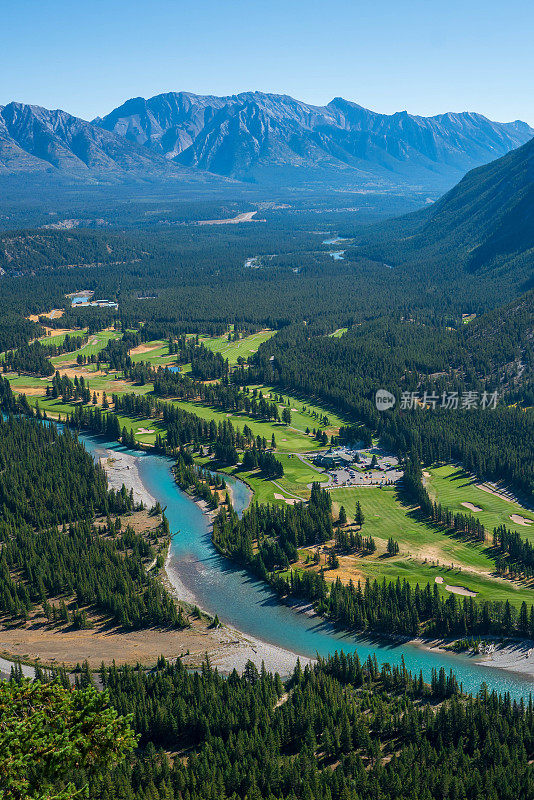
left=510, top=514, right=533, bottom=526
left=136, top=428, right=155, bottom=435
left=445, top=584, right=477, bottom=597
left=274, top=493, right=286, bottom=500
left=461, top=502, right=482, bottom=513
left=435, top=574, right=476, bottom=596
left=285, top=499, right=299, bottom=505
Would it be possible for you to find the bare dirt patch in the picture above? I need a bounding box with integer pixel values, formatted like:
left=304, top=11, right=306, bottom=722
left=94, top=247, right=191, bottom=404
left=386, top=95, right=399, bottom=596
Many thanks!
left=0, top=613, right=242, bottom=669
left=11, top=384, right=45, bottom=396
left=328, top=558, right=366, bottom=586
left=40, top=328, right=74, bottom=339
left=51, top=363, right=107, bottom=379
left=197, top=211, right=258, bottom=225
left=129, top=343, right=162, bottom=356
left=29, top=308, right=64, bottom=322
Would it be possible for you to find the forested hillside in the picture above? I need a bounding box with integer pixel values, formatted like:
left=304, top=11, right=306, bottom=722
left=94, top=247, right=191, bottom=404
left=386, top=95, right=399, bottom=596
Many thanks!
left=0, top=408, right=182, bottom=629
left=353, top=135, right=534, bottom=300
left=33, top=654, right=534, bottom=800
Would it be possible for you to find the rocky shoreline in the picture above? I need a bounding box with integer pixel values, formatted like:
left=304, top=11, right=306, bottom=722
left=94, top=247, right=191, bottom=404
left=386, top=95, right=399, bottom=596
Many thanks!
left=100, top=452, right=311, bottom=675
left=99, top=450, right=156, bottom=509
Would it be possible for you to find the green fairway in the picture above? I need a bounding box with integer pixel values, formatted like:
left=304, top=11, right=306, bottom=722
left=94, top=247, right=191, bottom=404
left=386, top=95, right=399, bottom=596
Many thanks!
left=129, top=340, right=176, bottom=367
left=330, top=486, right=495, bottom=572
left=200, top=329, right=275, bottom=365
left=19, top=393, right=163, bottom=446
left=274, top=453, right=328, bottom=496
left=221, top=466, right=286, bottom=506
left=356, top=558, right=534, bottom=608
left=39, top=330, right=87, bottom=347
left=248, top=385, right=347, bottom=432
left=427, top=464, right=534, bottom=538
left=329, top=328, right=348, bottom=338
left=219, top=453, right=326, bottom=507
left=168, top=397, right=323, bottom=454
left=329, top=474, right=534, bottom=609
left=51, top=329, right=121, bottom=365
left=6, top=373, right=50, bottom=391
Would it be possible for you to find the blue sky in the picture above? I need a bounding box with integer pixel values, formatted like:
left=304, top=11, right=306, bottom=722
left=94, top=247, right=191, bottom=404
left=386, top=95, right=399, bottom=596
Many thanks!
left=2, top=0, right=533, bottom=124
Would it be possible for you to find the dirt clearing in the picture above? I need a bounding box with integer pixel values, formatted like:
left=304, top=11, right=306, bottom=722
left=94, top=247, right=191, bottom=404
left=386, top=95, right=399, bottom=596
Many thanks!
left=129, top=343, right=163, bottom=356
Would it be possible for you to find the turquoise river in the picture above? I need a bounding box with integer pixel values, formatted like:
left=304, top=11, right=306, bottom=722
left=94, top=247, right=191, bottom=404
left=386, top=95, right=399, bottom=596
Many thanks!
left=79, top=432, right=534, bottom=699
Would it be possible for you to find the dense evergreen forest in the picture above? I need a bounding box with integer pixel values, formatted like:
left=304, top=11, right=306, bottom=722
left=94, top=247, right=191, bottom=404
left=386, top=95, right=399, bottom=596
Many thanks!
left=0, top=516, right=183, bottom=628
left=25, top=654, right=534, bottom=800
left=0, top=188, right=533, bottom=799
left=0, top=408, right=182, bottom=629
left=0, top=415, right=131, bottom=528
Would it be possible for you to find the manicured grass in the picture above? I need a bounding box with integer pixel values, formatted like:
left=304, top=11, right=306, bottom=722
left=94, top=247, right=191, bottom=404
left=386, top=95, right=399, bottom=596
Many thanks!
left=51, top=329, right=121, bottom=364
left=219, top=461, right=318, bottom=507
left=200, top=329, right=275, bottom=365
left=129, top=340, right=176, bottom=367
left=248, top=385, right=347, bottom=433
left=357, top=558, right=534, bottom=608
left=168, top=397, right=322, bottom=454
left=6, top=374, right=49, bottom=391
left=19, top=393, right=163, bottom=446
left=427, top=464, right=534, bottom=538
left=330, top=328, right=348, bottom=338
left=330, top=476, right=534, bottom=608
left=274, top=453, right=328, bottom=497
left=39, top=330, right=86, bottom=347
left=220, top=466, right=285, bottom=506
left=330, top=486, right=495, bottom=573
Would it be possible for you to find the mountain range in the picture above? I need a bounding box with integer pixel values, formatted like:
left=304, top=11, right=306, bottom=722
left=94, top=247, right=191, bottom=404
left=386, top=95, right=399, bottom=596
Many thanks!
left=0, top=101, right=210, bottom=183
left=97, top=91, right=534, bottom=191
left=0, top=91, right=532, bottom=192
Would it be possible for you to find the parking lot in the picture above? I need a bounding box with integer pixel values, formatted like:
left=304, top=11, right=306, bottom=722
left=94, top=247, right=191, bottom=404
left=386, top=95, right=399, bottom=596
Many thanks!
left=311, top=447, right=403, bottom=489
left=326, top=466, right=403, bottom=488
